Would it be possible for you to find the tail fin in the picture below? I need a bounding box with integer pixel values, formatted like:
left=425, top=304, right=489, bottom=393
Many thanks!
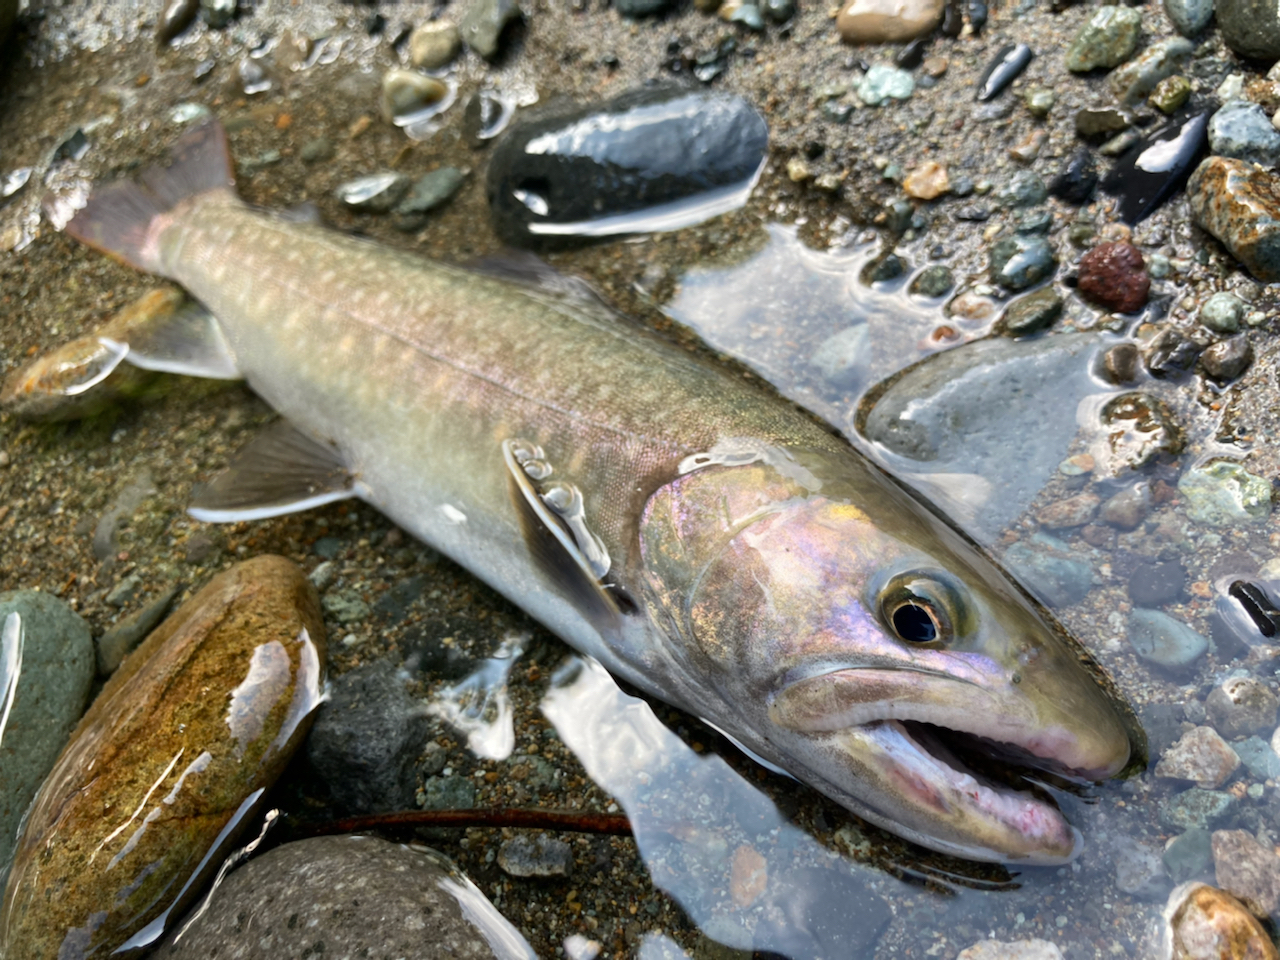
left=63, top=120, right=235, bottom=273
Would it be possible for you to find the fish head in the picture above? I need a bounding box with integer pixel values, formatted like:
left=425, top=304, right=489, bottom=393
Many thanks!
left=640, top=455, right=1136, bottom=864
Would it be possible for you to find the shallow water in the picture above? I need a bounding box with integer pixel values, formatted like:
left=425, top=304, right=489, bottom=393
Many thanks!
left=1, top=1, right=1278, bottom=957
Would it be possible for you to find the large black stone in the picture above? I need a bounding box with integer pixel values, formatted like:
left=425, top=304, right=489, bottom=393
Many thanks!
left=486, top=85, right=768, bottom=244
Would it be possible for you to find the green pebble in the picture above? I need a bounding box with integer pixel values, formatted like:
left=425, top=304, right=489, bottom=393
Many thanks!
left=908, top=265, right=955, bottom=298
left=998, top=286, right=1063, bottom=337
left=1178, top=460, right=1273, bottom=526
left=300, top=138, right=335, bottom=164
left=1149, top=75, right=1192, bottom=114
left=394, top=167, right=467, bottom=215
left=1200, top=291, right=1245, bottom=333
left=1162, top=828, right=1212, bottom=882
left=1064, top=6, right=1142, bottom=73
left=1023, top=88, right=1056, bottom=118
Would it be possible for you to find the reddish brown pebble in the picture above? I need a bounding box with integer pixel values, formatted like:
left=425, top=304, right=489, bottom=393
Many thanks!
left=1077, top=241, right=1150, bottom=313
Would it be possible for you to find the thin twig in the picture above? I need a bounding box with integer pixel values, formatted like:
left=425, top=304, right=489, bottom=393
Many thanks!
left=294, top=806, right=634, bottom=838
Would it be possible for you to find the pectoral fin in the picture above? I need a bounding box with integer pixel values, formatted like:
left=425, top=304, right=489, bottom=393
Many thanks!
left=503, top=438, right=625, bottom=630
left=189, top=421, right=358, bottom=522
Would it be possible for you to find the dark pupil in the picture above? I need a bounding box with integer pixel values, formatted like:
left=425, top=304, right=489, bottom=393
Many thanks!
left=892, top=602, right=937, bottom=642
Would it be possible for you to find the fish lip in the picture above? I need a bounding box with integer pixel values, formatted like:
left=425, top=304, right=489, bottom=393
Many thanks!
left=768, top=665, right=1123, bottom=783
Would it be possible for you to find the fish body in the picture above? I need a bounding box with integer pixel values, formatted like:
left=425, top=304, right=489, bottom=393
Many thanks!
left=63, top=121, right=1138, bottom=864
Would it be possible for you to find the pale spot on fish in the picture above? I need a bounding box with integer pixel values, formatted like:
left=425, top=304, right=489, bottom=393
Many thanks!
left=439, top=504, right=467, bottom=524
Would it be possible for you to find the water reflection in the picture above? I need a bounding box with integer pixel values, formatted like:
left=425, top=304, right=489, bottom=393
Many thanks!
left=0, top=613, right=21, bottom=751
left=429, top=631, right=528, bottom=761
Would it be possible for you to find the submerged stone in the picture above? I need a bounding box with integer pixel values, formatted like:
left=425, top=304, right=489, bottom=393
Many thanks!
left=1163, top=831, right=1213, bottom=883
left=1103, top=111, right=1209, bottom=224
left=487, top=86, right=766, bottom=244
left=1128, top=609, right=1209, bottom=676
left=1003, top=533, right=1093, bottom=608
left=1189, top=156, right=1280, bottom=281
left=1095, top=392, right=1183, bottom=476
left=1178, top=460, right=1273, bottom=526
left=162, top=836, right=533, bottom=958
left=0, top=557, right=326, bottom=959
left=0, top=594, right=94, bottom=893
left=1162, top=883, right=1279, bottom=959
left=1159, top=788, right=1236, bottom=830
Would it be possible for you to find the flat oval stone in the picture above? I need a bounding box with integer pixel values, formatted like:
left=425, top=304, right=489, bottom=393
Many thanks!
left=486, top=86, right=768, bottom=244
left=0, top=594, right=94, bottom=893
left=160, top=835, right=534, bottom=959
left=1064, top=6, right=1141, bottom=73
left=836, top=0, right=943, bottom=42
left=0, top=556, right=326, bottom=959
left=1127, top=608, right=1208, bottom=676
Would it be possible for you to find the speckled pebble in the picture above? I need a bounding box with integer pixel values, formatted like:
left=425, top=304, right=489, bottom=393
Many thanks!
left=1207, top=676, right=1279, bottom=738
left=1003, top=533, right=1094, bottom=608
left=857, top=65, right=915, bottom=106
left=497, top=834, right=575, bottom=877
left=1077, top=241, right=1150, bottom=313
left=988, top=235, right=1057, bottom=290
left=1163, top=0, right=1213, bottom=36
left=1115, top=839, right=1170, bottom=898
left=1163, top=882, right=1279, bottom=960
left=1212, top=829, right=1280, bottom=916
left=408, top=20, right=461, bottom=69
left=997, top=286, right=1062, bottom=337
left=1108, top=38, right=1194, bottom=107
left=1155, top=727, right=1241, bottom=789
left=1064, top=6, right=1142, bottom=73
left=1201, top=334, right=1254, bottom=382
left=1188, top=156, right=1280, bottom=283
left=907, top=265, right=955, bottom=298
left=1128, top=609, right=1209, bottom=676
left=1178, top=461, right=1273, bottom=526
left=1159, top=788, right=1237, bottom=830
left=1200, top=292, right=1246, bottom=333
left=1209, top=102, right=1280, bottom=169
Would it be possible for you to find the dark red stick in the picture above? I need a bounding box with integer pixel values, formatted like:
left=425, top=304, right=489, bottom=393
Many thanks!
left=295, top=807, right=634, bottom=837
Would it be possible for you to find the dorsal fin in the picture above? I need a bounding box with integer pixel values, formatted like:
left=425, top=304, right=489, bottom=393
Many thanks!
left=502, top=439, right=622, bottom=631
left=189, top=421, right=358, bottom=523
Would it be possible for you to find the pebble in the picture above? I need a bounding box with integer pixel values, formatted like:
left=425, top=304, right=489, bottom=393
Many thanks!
left=1035, top=492, right=1100, bottom=529
left=106, top=573, right=143, bottom=607
left=907, top=264, right=955, bottom=297
left=1023, top=88, right=1055, bottom=118
left=809, top=324, right=871, bottom=389
left=1049, top=149, right=1098, bottom=205
left=157, top=0, right=199, bottom=43
left=1206, top=677, right=1279, bottom=738
left=1128, top=609, right=1209, bottom=675
left=198, top=0, right=235, bottom=28
left=0, top=594, right=94, bottom=893
left=1189, top=156, right=1280, bottom=282
left=1114, top=838, right=1170, bottom=898
left=860, top=252, right=906, bottom=284
left=1104, top=111, right=1210, bottom=224
left=1178, top=461, right=1273, bottom=527
left=1164, top=0, right=1213, bottom=35
left=836, top=0, right=943, bottom=42
left=298, top=137, right=334, bottom=164
left=1099, top=342, right=1141, bottom=385
left=1200, top=292, right=1247, bottom=333
left=1130, top=559, right=1187, bottom=607
left=1217, top=0, right=1280, bottom=62
left=1163, top=883, right=1279, bottom=959
left=1003, top=533, right=1094, bottom=608
left=408, top=20, right=461, bottom=69
left=996, top=286, right=1062, bottom=337
left=1155, top=727, right=1241, bottom=788
left=1077, top=241, right=1150, bottom=313
left=1096, top=392, right=1184, bottom=474
left=1160, top=788, right=1237, bottom=830
left=420, top=774, right=478, bottom=810
left=975, top=43, right=1033, bottom=102
left=486, top=87, right=767, bottom=242
left=1212, top=830, right=1280, bottom=916
left=997, top=169, right=1048, bottom=207
left=903, top=161, right=949, bottom=199
left=1064, top=6, right=1142, bottom=73
left=1145, top=328, right=1202, bottom=379
left=381, top=69, right=447, bottom=123
left=1101, top=484, right=1150, bottom=529
left=306, top=660, right=433, bottom=814
left=322, top=589, right=371, bottom=623
left=957, top=940, right=1063, bottom=960
left=1202, top=335, right=1254, bottom=382
left=497, top=835, right=575, bottom=877
left=989, top=235, right=1056, bottom=290
left=1163, top=830, right=1214, bottom=883
left=161, top=836, right=533, bottom=959
left=857, top=64, right=915, bottom=106
left=96, top=584, right=178, bottom=676
left=459, top=0, right=522, bottom=56
left=1233, top=736, right=1280, bottom=780
left=0, top=557, right=325, bottom=958
left=1075, top=106, right=1133, bottom=142
left=335, top=172, right=412, bottom=213
left=1108, top=37, right=1194, bottom=107
left=395, top=167, right=467, bottom=215
left=1209, top=102, right=1280, bottom=169
left=1149, top=75, right=1192, bottom=115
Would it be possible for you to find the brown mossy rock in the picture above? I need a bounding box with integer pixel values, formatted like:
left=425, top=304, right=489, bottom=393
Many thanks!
left=0, top=556, right=326, bottom=960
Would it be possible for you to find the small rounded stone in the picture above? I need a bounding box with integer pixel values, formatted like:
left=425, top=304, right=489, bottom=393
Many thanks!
left=837, top=0, right=944, bottom=43
left=408, top=20, right=461, bottom=69
left=380, top=68, right=448, bottom=122
left=1200, top=292, right=1246, bottom=333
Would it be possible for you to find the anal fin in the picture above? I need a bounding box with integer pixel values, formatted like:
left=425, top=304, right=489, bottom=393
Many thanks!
left=503, top=439, right=626, bottom=631
left=189, top=421, right=359, bottom=523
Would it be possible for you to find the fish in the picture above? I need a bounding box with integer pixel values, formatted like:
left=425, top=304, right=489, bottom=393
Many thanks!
left=56, top=120, right=1141, bottom=864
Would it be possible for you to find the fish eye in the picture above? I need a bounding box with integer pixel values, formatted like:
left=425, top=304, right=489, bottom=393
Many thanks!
left=879, top=573, right=962, bottom=645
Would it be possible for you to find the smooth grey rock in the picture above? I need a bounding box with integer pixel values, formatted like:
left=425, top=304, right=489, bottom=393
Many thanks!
left=96, top=585, right=178, bottom=676
left=997, top=170, right=1049, bottom=207
left=1004, top=534, right=1094, bottom=608
left=1164, top=0, right=1213, bottom=35
left=159, top=836, right=534, bottom=959
left=1206, top=676, right=1279, bottom=738
left=1201, top=334, right=1254, bottom=382
left=1159, top=788, right=1237, bottom=830
left=998, top=287, right=1063, bottom=337
left=306, top=660, right=432, bottom=814
left=496, top=835, right=574, bottom=877
left=1217, top=0, right=1280, bottom=61
left=395, top=167, right=467, bottom=215
left=1127, top=609, right=1209, bottom=675
left=0, top=593, right=94, bottom=892
left=459, top=0, right=522, bottom=59
left=809, top=324, right=870, bottom=389
left=1064, top=6, right=1142, bottom=72
left=1108, top=38, right=1194, bottom=106
left=908, top=265, right=955, bottom=298
left=1163, top=829, right=1214, bottom=882
left=1209, top=103, right=1280, bottom=170
left=1233, top=736, right=1280, bottom=779
left=859, top=333, right=1100, bottom=540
